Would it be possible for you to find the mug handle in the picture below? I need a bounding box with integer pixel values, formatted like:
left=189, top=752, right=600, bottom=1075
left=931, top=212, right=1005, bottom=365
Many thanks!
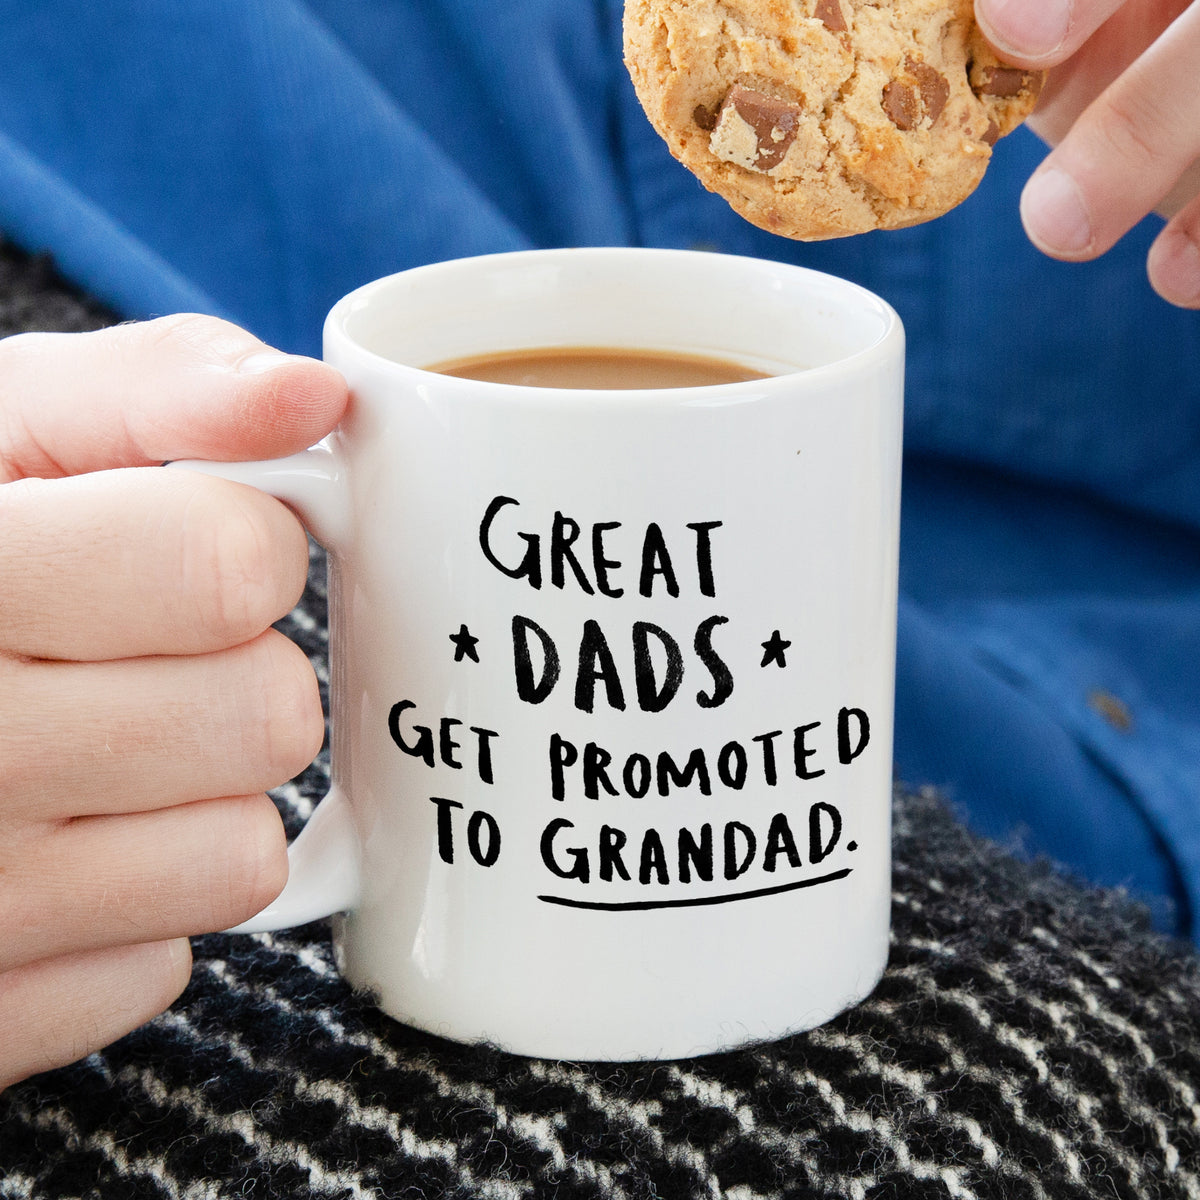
left=169, top=449, right=362, bottom=933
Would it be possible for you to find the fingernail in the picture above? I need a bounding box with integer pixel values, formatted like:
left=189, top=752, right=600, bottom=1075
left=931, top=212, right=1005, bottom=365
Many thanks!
left=978, top=0, right=1070, bottom=59
left=166, top=937, right=193, bottom=972
left=236, top=350, right=301, bottom=375
left=1149, top=229, right=1200, bottom=308
left=1020, top=167, right=1094, bottom=257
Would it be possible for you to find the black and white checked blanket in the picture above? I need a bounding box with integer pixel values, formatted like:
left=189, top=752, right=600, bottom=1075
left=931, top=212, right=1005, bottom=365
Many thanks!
left=2, top=238, right=1198, bottom=1200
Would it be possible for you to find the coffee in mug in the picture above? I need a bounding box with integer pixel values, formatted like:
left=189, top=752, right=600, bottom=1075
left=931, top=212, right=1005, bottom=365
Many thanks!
left=433, top=346, right=770, bottom=389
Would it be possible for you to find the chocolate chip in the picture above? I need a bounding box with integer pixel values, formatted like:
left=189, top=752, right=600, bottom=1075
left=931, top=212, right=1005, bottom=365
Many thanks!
left=907, top=57, right=949, bottom=125
left=976, top=65, right=1034, bottom=97
left=813, top=0, right=847, bottom=33
left=693, top=104, right=718, bottom=132
left=883, top=58, right=949, bottom=131
left=882, top=81, right=919, bottom=131
left=719, top=84, right=802, bottom=170
left=981, top=118, right=1000, bottom=146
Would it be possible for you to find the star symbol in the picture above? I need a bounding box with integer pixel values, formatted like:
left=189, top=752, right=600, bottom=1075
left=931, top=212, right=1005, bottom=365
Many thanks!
left=449, top=623, right=480, bottom=663
left=760, top=630, right=791, bottom=668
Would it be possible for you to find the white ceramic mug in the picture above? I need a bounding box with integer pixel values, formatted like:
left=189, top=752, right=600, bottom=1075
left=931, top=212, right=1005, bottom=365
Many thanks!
left=178, top=247, right=904, bottom=1061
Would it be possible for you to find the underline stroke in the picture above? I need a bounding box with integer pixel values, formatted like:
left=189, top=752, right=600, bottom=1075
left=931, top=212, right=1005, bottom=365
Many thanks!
left=538, top=867, right=852, bottom=912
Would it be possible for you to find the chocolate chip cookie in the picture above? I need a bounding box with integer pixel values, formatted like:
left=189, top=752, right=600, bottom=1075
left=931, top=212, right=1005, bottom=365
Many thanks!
left=623, top=0, right=1043, bottom=239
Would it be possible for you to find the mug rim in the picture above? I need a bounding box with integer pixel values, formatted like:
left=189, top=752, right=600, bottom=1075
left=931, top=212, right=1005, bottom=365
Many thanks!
left=323, top=246, right=903, bottom=399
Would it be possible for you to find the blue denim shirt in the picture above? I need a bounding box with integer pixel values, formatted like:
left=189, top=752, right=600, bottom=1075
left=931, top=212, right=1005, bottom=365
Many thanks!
left=2, top=0, right=1198, bottom=937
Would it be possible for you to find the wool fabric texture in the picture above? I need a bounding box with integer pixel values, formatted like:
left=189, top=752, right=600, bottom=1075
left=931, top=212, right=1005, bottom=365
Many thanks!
left=2, top=240, right=1199, bottom=1200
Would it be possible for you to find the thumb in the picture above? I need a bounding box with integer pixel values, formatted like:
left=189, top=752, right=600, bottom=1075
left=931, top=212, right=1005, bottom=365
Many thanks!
left=0, top=313, right=348, bottom=483
left=974, top=0, right=1125, bottom=66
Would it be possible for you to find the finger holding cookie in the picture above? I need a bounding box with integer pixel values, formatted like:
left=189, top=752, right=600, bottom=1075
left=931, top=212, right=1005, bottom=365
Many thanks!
left=974, top=0, right=1129, bottom=65
left=976, top=0, right=1200, bottom=307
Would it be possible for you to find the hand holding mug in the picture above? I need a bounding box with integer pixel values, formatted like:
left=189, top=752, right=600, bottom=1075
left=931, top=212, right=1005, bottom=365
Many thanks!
left=2, top=250, right=904, bottom=1078
left=0, top=316, right=346, bottom=1091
